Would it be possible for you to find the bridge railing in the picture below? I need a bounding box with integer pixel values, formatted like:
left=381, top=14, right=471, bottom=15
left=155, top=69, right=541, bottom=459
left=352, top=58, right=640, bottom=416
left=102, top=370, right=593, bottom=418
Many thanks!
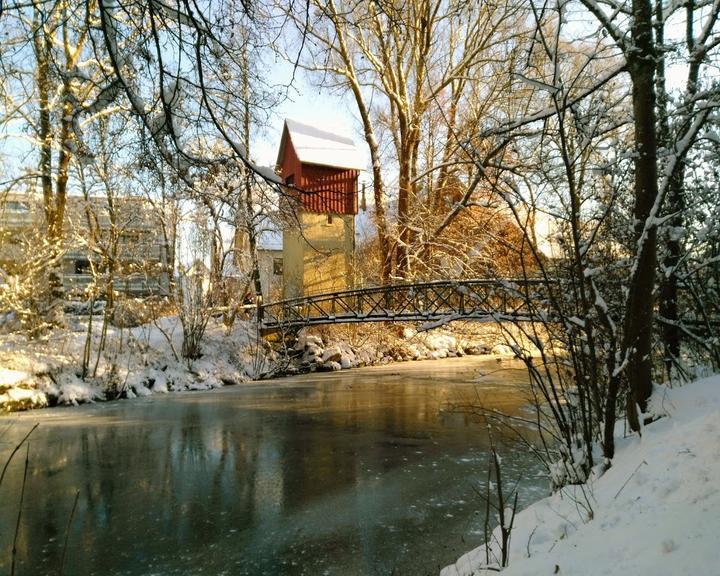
left=258, top=278, right=720, bottom=338
left=259, top=279, right=549, bottom=331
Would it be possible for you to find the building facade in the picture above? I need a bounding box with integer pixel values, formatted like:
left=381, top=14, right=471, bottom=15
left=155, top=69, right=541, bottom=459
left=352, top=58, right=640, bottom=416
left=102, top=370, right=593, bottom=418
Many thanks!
left=0, top=193, right=170, bottom=297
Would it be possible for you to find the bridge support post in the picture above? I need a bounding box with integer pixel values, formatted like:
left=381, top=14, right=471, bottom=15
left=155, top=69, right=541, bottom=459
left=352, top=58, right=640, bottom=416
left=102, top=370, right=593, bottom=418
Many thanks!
left=384, top=290, right=393, bottom=312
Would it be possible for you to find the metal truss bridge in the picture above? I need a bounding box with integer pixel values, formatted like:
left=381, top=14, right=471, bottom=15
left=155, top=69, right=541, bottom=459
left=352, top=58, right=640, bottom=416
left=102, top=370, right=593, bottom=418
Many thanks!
left=258, top=279, right=547, bottom=334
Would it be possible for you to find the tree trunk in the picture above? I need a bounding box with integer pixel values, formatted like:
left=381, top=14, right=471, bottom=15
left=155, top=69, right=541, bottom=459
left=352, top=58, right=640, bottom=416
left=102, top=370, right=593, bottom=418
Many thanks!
left=622, top=0, right=659, bottom=427
left=33, top=15, right=53, bottom=227
left=396, top=146, right=412, bottom=277
left=659, top=170, right=684, bottom=374
left=326, top=0, right=392, bottom=283
left=34, top=10, right=64, bottom=324
left=656, top=0, right=702, bottom=377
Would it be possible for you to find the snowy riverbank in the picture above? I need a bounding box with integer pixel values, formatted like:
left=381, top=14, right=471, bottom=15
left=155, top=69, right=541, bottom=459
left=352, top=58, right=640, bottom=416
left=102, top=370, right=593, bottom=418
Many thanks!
left=284, top=323, right=512, bottom=373
left=442, top=374, right=720, bottom=576
left=0, top=316, right=516, bottom=412
left=0, top=316, right=265, bottom=411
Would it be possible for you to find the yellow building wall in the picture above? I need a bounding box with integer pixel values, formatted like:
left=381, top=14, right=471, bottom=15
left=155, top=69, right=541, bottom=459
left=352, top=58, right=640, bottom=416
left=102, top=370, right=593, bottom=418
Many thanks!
left=283, top=212, right=354, bottom=299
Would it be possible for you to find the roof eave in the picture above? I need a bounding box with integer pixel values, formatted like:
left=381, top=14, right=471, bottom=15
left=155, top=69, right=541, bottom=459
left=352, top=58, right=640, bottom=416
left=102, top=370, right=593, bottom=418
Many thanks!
left=275, top=121, right=290, bottom=171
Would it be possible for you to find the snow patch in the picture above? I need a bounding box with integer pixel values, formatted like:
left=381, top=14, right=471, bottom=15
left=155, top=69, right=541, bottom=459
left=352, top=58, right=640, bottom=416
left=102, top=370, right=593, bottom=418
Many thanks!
left=442, top=375, right=720, bottom=576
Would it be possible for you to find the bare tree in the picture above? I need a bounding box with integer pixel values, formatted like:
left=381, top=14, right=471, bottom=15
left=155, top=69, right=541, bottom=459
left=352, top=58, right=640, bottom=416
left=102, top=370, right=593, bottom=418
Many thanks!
left=471, top=0, right=720, bottom=463
left=578, top=0, right=720, bottom=435
left=285, top=0, right=527, bottom=280
left=0, top=0, right=124, bottom=324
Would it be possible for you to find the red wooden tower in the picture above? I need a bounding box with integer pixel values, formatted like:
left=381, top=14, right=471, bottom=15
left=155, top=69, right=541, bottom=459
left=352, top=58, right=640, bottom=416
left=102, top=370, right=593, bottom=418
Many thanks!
left=276, top=119, right=364, bottom=297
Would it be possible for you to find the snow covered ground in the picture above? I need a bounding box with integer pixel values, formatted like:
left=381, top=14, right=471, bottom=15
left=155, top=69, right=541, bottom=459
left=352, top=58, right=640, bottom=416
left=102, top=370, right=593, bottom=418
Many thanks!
left=442, top=375, right=720, bottom=576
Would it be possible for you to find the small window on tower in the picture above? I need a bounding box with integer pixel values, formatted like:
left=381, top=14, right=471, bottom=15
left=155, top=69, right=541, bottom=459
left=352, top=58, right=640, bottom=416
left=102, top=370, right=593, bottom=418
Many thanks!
left=326, top=213, right=333, bottom=225
left=273, top=258, right=283, bottom=276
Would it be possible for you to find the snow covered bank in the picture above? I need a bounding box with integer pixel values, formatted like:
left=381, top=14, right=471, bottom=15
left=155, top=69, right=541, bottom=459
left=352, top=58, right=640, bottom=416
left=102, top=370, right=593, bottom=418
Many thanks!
left=442, top=375, right=720, bottom=576
left=0, top=316, right=273, bottom=412
left=287, top=323, right=519, bottom=374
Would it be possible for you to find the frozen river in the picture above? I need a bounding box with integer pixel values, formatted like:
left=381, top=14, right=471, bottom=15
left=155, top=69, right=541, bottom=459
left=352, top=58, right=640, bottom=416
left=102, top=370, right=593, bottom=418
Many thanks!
left=0, top=356, right=547, bottom=575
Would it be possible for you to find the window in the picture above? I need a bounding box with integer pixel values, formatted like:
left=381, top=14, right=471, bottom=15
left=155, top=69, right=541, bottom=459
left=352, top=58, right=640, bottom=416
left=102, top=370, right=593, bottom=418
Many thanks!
left=120, top=231, right=142, bottom=244
left=1, top=234, right=20, bottom=245
left=285, top=175, right=294, bottom=186
left=326, top=213, right=333, bottom=225
left=74, top=259, right=92, bottom=275
left=2, top=201, right=30, bottom=213
left=273, top=258, right=283, bottom=276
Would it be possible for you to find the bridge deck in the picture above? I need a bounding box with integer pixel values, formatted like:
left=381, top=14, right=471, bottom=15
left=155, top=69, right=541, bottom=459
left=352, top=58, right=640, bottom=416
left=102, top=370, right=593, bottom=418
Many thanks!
left=259, top=279, right=547, bottom=333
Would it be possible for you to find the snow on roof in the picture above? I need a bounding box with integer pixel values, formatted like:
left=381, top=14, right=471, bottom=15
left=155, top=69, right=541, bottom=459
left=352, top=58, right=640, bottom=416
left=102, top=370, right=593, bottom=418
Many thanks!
left=277, top=118, right=366, bottom=171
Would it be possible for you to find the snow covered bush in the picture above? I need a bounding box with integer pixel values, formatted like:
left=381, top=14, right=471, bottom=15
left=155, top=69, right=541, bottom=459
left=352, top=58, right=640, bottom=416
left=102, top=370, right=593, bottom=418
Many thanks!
left=175, top=266, right=211, bottom=361
left=0, top=235, right=65, bottom=336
